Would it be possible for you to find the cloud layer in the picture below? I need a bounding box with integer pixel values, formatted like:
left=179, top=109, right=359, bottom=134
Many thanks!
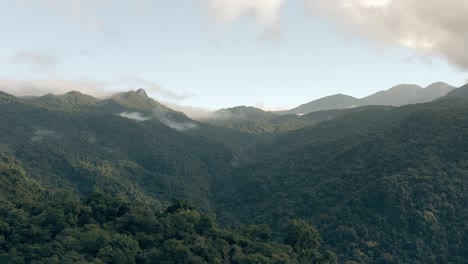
left=207, top=0, right=468, bottom=69
left=309, top=0, right=468, bottom=70
left=206, top=0, right=286, bottom=39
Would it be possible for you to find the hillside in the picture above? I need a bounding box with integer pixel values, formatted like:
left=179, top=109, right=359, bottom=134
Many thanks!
left=2, top=88, right=468, bottom=263
left=0, top=90, right=242, bottom=209
left=214, top=99, right=468, bottom=263
left=202, top=105, right=367, bottom=135
left=34, top=91, right=99, bottom=106
left=0, top=152, right=336, bottom=263
left=436, top=83, right=468, bottom=101
left=202, top=106, right=318, bottom=134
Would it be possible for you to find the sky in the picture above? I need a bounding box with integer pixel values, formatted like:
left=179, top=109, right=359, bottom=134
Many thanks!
left=1, top=0, right=467, bottom=110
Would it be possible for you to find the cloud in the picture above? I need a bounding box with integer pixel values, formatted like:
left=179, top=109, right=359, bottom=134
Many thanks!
left=118, top=112, right=152, bottom=122
left=153, top=105, right=199, bottom=131
left=308, top=0, right=468, bottom=70
left=161, top=102, right=218, bottom=120
left=118, top=106, right=199, bottom=131
left=31, top=129, right=56, bottom=142
left=6, top=52, right=58, bottom=66
left=123, top=77, right=194, bottom=101
left=206, top=0, right=286, bottom=39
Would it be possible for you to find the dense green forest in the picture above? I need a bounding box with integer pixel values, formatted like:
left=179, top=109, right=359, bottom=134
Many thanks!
left=214, top=99, right=468, bottom=263
left=1, top=89, right=468, bottom=263
left=0, top=152, right=336, bottom=263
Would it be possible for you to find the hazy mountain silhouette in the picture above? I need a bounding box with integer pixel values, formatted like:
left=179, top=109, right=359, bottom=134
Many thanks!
left=279, top=82, right=455, bottom=115
left=435, top=83, right=468, bottom=101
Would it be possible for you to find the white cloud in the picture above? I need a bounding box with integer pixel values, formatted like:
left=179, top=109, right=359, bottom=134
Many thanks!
left=153, top=105, right=199, bottom=131
left=117, top=112, right=152, bottom=122
left=123, top=77, right=195, bottom=101
left=162, top=102, right=217, bottom=120
left=31, top=129, right=56, bottom=142
left=6, top=52, right=58, bottom=66
left=206, top=0, right=286, bottom=39
left=308, top=0, right=468, bottom=70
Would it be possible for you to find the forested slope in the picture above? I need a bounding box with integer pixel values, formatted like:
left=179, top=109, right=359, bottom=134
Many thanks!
left=214, top=99, right=468, bottom=263
left=0, top=152, right=337, bottom=263
left=0, top=91, right=239, bottom=209
left=2, top=89, right=468, bottom=263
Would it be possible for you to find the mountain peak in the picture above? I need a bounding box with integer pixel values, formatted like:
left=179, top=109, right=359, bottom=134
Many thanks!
left=136, top=88, right=148, bottom=97
left=387, top=84, right=422, bottom=93
left=114, top=89, right=150, bottom=100
left=276, top=93, right=359, bottom=115
left=65, top=90, right=86, bottom=96
left=436, top=82, right=468, bottom=101
left=424, top=82, right=453, bottom=91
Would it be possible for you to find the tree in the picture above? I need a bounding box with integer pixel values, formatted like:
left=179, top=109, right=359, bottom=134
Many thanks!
left=284, top=219, right=321, bottom=250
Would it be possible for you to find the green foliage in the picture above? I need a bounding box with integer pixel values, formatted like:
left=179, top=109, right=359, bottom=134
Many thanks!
left=0, top=155, right=334, bottom=263
left=215, top=100, right=468, bottom=263
left=2, top=89, right=468, bottom=263
left=0, top=92, right=237, bottom=209
left=202, top=106, right=321, bottom=134
left=285, top=219, right=320, bottom=250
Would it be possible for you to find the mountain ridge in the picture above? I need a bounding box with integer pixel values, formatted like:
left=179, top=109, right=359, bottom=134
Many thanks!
left=277, top=82, right=456, bottom=115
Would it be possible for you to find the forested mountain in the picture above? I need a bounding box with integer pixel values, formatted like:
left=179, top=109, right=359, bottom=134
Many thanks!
left=202, top=106, right=328, bottom=134
left=0, top=152, right=336, bottom=263
left=278, top=82, right=455, bottom=115
left=1, top=88, right=468, bottom=263
left=214, top=99, right=468, bottom=263
left=204, top=104, right=398, bottom=135
left=0, top=90, right=244, bottom=210
left=34, top=91, right=99, bottom=106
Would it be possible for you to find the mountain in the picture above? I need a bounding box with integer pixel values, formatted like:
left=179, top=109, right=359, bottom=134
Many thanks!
left=203, top=105, right=336, bottom=134
left=436, top=83, right=468, bottom=101
left=0, top=90, right=15, bottom=98
left=214, top=99, right=468, bottom=263
left=34, top=91, right=99, bottom=106
left=2, top=87, right=468, bottom=263
left=0, top=152, right=335, bottom=263
left=105, top=88, right=162, bottom=111
left=279, top=82, right=455, bottom=115
left=0, top=90, right=240, bottom=209
left=359, top=84, right=422, bottom=106
left=203, top=104, right=395, bottom=135
left=277, top=94, right=359, bottom=115
left=410, top=82, right=455, bottom=103
left=360, top=82, right=455, bottom=106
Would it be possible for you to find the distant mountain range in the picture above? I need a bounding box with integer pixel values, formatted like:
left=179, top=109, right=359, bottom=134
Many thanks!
left=277, top=82, right=455, bottom=115
left=4, top=81, right=465, bottom=136
left=196, top=82, right=465, bottom=134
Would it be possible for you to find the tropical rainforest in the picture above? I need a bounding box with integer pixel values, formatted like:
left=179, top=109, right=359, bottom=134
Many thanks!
left=0, top=84, right=467, bottom=263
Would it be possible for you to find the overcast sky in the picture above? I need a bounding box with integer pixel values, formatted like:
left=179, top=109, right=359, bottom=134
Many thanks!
left=1, top=0, right=467, bottom=110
